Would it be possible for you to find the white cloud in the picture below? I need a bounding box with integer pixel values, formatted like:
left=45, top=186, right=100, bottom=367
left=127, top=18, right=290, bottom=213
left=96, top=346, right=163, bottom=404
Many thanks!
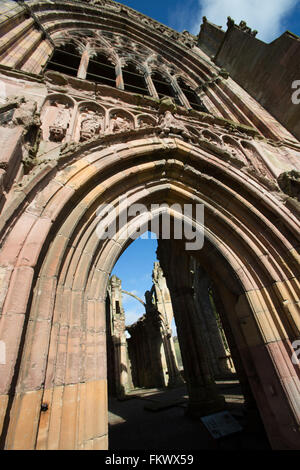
left=191, top=0, right=298, bottom=42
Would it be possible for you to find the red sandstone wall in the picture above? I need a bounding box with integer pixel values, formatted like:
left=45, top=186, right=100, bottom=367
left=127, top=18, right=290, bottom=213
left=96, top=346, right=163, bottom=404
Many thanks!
left=198, top=23, right=300, bottom=141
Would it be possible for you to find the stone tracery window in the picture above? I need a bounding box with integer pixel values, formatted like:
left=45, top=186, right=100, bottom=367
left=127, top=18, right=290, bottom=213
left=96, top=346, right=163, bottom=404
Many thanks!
left=44, top=42, right=207, bottom=112
left=177, top=77, right=207, bottom=112
left=151, top=71, right=181, bottom=104
left=45, top=43, right=81, bottom=77
left=122, top=63, right=149, bottom=95
left=86, top=52, right=116, bottom=87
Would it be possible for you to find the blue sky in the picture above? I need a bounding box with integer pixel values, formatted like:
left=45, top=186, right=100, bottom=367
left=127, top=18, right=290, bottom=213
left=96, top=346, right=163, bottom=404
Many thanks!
left=117, top=0, right=300, bottom=42
left=111, top=233, right=178, bottom=334
left=111, top=233, right=158, bottom=326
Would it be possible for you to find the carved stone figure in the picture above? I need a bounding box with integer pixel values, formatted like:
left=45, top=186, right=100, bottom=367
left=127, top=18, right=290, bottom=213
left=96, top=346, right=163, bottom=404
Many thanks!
left=110, top=114, right=133, bottom=133
left=227, top=16, right=235, bottom=28
left=278, top=170, right=300, bottom=201
left=159, top=110, right=190, bottom=139
left=80, top=109, right=103, bottom=142
left=49, top=102, right=71, bottom=142
left=238, top=20, right=258, bottom=36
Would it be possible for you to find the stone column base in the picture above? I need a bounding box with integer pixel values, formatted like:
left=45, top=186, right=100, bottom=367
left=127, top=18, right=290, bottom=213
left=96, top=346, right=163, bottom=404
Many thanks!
left=185, top=394, right=226, bottom=418
left=167, top=373, right=185, bottom=388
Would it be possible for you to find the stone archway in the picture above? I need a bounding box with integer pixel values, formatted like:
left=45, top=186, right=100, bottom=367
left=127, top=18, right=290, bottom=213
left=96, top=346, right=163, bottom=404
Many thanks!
left=0, top=137, right=299, bottom=450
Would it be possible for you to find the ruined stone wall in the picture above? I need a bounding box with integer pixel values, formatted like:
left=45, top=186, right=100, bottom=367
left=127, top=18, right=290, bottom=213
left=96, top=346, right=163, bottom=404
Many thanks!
left=107, top=275, right=133, bottom=397
left=125, top=263, right=182, bottom=390
left=198, top=17, right=300, bottom=141
left=127, top=313, right=166, bottom=389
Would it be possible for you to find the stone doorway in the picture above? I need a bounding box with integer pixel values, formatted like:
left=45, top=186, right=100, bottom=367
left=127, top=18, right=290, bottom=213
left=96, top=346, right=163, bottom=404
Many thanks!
left=104, top=233, right=269, bottom=449
left=1, top=140, right=299, bottom=450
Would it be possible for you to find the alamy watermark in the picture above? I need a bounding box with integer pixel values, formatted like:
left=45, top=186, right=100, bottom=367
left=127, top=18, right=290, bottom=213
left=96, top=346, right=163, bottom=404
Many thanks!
left=96, top=198, right=205, bottom=250
left=291, top=80, right=300, bottom=104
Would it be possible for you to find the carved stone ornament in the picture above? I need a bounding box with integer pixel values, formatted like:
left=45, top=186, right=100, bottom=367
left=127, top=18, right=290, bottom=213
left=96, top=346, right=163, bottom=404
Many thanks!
left=80, top=110, right=103, bottom=142
left=49, top=102, right=71, bottom=142
left=49, top=126, right=66, bottom=142
left=111, top=114, right=132, bottom=133
left=159, top=110, right=190, bottom=138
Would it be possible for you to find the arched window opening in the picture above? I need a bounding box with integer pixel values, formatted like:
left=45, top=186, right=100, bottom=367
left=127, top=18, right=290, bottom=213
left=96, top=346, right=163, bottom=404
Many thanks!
left=177, top=77, right=208, bottom=112
left=151, top=72, right=181, bottom=105
left=86, top=53, right=116, bottom=86
left=45, top=43, right=81, bottom=77
left=122, top=63, right=149, bottom=95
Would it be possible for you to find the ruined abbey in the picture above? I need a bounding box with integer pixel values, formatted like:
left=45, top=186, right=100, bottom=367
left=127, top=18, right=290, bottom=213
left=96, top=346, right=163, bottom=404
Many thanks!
left=0, top=0, right=299, bottom=450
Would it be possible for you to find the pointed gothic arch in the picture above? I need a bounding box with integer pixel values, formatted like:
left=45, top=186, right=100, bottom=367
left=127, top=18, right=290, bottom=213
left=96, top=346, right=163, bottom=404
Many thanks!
left=151, top=70, right=180, bottom=104
left=45, top=42, right=82, bottom=77
left=0, top=0, right=299, bottom=453
left=122, top=62, right=149, bottom=95
left=0, top=135, right=298, bottom=449
left=177, top=76, right=207, bottom=112
left=86, top=51, right=116, bottom=86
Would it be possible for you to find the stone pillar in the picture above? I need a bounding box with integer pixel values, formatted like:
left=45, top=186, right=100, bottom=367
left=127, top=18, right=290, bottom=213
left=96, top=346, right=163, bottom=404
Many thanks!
left=108, top=275, right=132, bottom=397
left=77, top=49, right=90, bottom=80
left=161, top=328, right=183, bottom=387
left=116, top=63, right=124, bottom=90
left=145, top=291, right=170, bottom=387
left=192, top=260, right=235, bottom=378
left=173, top=77, right=190, bottom=108
left=152, top=262, right=184, bottom=387
left=157, top=240, right=225, bottom=416
left=145, top=71, right=159, bottom=98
